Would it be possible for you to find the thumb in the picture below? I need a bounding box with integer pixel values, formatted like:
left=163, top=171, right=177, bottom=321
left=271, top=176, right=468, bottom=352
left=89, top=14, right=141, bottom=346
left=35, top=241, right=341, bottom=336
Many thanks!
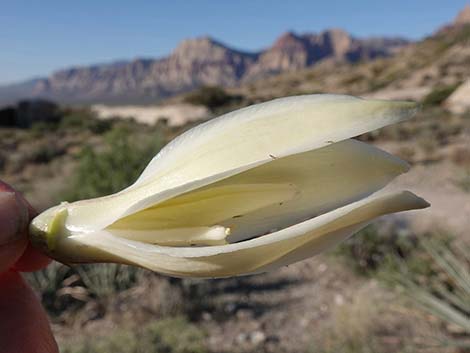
left=0, top=271, right=59, bottom=353
left=0, top=180, right=51, bottom=272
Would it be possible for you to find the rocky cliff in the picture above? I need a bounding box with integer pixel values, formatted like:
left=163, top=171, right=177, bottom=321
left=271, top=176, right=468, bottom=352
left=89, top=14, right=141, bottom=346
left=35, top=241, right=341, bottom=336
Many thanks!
left=0, top=30, right=408, bottom=105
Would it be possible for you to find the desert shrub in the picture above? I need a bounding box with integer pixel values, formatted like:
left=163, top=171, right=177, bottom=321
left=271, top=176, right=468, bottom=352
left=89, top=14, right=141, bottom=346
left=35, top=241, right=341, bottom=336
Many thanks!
left=30, top=121, right=58, bottom=135
left=307, top=281, right=427, bottom=353
left=451, top=147, right=470, bottom=166
left=27, top=144, right=65, bottom=164
left=62, top=125, right=163, bottom=201
left=184, top=86, right=242, bottom=110
left=24, top=261, right=84, bottom=316
left=396, top=146, right=416, bottom=162
left=338, top=228, right=459, bottom=279
left=0, top=151, right=5, bottom=171
left=75, top=264, right=143, bottom=303
left=169, top=278, right=216, bottom=320
left=462, top=110, right=470, bottom=120
left=144, top=317, right=207, bottom=353
left=61, top=329, right=139, bottom=353
left=59, top=110, right=93, bottom=129
left=59, top=110, right=112, bottom=134
left=60, top=316, right=207, bottom=353
left=417, top=134, right=439, bottom=158
left=310, top=290, right=382, bottom=353
left=26, top=262, right=144, bottom=317
left=394, top=239, right=470, bottom=347
left=335, top=224, right=417, bottom=275
left=422, top=84, right=459, bottom=106
left=455, top=168, right=470, bottom=192
left=361, top=106, right=461, bottom=147
left=336, top=224, right=458, bottom=286
left=341, top=72, right=365, bottom=86
left=334, top=232, right=467, bottom=350
left=28, top=108, right=112, bottom=135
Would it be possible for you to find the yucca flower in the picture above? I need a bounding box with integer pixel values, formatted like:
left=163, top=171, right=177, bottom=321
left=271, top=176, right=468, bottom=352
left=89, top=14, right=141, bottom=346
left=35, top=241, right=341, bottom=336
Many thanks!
left=30, top=94, right=429, bottom=278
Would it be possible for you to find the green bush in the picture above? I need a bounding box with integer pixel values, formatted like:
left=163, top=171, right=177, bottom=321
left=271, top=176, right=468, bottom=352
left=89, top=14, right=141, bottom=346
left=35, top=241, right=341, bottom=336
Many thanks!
left=422, top=84, right=459, bottom=106
left=27, top=144, right=64, bottom=164
left=59, top=110, right=112, bottom=134
left=61, top=329, right=139, bottom=353
left=144, top=317, right=207, bottom=353
left=30, top=121, right=58, bottom=135
left=335, top=224, right=418, bottom=275
left=184, top=86, right=242, bottom=110
left=62, top=125, right=163, bottom=201
left=61, top=316, right=207, bottom=353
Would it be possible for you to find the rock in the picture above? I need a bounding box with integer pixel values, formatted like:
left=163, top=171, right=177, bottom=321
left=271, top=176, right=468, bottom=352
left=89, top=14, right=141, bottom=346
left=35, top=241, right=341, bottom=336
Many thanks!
left=317, top=263, right=328, bottom=273
left=250, top=331, right=266, bottom=345
left=454, top=4, right=470, bottom=25
left=334, top=294, right=345, bottom=306
left=236, top=332, right=248, bottom=344
left=445, top=79, right=470, bottom=114
left=236, top=308, right=253, bottom=320
left=245, top=29, right=406, bottom=80
left=436, top=4, right=470, bottom=33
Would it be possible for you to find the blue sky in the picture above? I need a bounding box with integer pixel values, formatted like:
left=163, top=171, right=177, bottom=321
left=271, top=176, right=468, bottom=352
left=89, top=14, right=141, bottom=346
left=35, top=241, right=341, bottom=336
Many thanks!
left=0, top=0, right=467, bottom=84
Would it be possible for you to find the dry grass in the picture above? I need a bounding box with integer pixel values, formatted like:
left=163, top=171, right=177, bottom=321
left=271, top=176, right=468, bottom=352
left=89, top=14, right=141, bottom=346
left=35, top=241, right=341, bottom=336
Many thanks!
left=309, top=282, right=444, bottom=353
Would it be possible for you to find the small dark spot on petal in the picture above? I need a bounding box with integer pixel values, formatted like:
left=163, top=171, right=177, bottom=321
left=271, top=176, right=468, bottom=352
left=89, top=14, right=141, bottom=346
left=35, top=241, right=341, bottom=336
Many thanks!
left=269, top=154, right=277, bottom=159
left=232, top=215, right=243, bottom=218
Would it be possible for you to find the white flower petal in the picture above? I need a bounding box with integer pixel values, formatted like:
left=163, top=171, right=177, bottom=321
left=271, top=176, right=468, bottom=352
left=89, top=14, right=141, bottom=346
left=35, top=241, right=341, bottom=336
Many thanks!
left=218, top=139, right=409, bottom=242
left=63, top=95, right=417, bottom=231
left=135, top=95, right=416, bottom=188
left=109, top=139, right=408, bottom=243
left=109, top=183, right=299, bottom=230
left=55, top=191, right=428, bottom=278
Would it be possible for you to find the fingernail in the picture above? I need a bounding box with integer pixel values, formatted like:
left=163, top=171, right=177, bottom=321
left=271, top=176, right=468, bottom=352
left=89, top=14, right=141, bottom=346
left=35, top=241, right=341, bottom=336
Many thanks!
left=0, top=192, right=29, bottom=246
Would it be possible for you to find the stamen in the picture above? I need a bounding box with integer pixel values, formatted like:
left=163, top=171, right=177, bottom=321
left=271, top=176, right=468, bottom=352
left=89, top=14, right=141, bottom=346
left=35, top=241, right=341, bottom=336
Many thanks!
left=108, top=225, right=229, bottom=246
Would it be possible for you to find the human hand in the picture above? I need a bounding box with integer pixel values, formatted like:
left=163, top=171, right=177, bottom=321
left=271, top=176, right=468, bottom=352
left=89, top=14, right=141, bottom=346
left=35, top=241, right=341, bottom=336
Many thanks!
left=0, top=181, right=58, bottom=353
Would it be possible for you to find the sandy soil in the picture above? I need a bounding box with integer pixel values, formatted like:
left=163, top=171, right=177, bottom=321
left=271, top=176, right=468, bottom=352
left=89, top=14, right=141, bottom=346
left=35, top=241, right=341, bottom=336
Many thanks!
left=387, top=161, right=470, bottom=238
left=92, top=103, right=209, bottom=127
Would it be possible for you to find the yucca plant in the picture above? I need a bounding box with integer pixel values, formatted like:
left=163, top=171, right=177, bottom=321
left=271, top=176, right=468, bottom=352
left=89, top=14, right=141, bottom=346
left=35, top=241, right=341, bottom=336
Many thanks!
left=397, top=238, right=470, bottom=347
left=24, top=261, right=85, bottom=315
left=75, top=264, right=143, bottom=302
left=25, top=261, right=70, bottom=294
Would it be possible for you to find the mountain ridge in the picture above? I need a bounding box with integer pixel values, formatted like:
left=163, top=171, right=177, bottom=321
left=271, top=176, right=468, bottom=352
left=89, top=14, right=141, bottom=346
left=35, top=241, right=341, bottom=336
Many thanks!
left=0, top=29, right=409, bottom=105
